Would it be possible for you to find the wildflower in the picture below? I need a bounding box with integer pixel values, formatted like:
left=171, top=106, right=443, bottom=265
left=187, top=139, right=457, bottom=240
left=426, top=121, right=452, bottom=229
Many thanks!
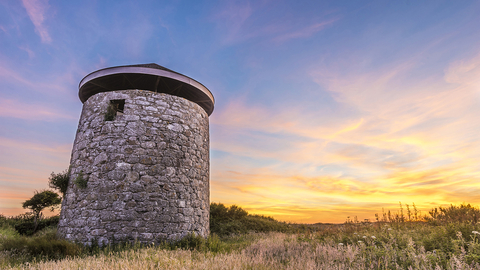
left=338, top=243, right=344, bottom=246
left=362, top=236, right=367, bottom=239
left=473, top=231, right=480, bottom=235
left=388, top=228, right=392, bottom=231
left=371, top=236, right=376, bottom=239
left=358, top=241, right=363, bottom=243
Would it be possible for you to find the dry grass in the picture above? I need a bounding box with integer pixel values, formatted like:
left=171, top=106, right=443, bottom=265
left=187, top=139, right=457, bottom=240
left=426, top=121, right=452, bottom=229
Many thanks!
left=4, top=204, right=480, bottom=269
left=4, top=232, right=480, bottom=270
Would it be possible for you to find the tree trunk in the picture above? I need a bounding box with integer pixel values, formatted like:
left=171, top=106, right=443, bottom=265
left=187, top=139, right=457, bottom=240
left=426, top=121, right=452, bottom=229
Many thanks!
left=33, top=212, right=39, bottom=233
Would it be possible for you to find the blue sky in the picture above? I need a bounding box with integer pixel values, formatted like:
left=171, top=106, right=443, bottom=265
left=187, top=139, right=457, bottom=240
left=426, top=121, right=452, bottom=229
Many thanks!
left=1, top=0, right=480, bottom=223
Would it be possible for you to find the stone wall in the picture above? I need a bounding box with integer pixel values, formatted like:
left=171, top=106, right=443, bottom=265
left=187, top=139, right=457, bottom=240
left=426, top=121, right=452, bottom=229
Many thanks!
left=57, top=90, right=210, bottom=245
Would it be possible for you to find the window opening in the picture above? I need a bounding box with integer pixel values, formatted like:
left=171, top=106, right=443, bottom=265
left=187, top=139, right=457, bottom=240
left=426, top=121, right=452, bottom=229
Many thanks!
left=111, top=99, right=125, bottom=115
left=105, top=99, right=125, bottom=121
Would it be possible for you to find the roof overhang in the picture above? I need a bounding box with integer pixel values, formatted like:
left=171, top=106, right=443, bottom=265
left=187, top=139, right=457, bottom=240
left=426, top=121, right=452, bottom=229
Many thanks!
left=78, top=64, right=214, bottom=116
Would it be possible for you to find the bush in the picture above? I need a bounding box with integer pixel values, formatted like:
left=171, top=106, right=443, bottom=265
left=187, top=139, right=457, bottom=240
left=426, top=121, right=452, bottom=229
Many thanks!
left=104, top=103, right=117, bottom=121
left=172, top=233, right=206, bottom=251
left=22, top=190, right=61, bottom=233
left=49, top=169, right=70, bottom=196
left=10, top=214, right=59, bottom=236
left=74, top=171, right=88, bottom=189
left=210, top=203, right=292, bottom=236
left=427, top=203, right=480, bottom=224
left=0, top=227, right=81, bottom=263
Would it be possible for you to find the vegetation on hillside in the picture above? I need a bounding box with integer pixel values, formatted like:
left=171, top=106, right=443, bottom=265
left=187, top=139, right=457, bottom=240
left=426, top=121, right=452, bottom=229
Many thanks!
left=210, top=203, right=293, bottom=236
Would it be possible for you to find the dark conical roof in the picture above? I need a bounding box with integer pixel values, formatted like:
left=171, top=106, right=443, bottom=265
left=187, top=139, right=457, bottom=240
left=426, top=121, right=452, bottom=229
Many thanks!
left=78, top=63, right=214, bottom=115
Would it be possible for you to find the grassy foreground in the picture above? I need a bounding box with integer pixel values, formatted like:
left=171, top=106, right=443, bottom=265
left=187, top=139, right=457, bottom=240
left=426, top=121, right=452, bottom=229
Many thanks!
left=2, top=204, right=480, bottom=269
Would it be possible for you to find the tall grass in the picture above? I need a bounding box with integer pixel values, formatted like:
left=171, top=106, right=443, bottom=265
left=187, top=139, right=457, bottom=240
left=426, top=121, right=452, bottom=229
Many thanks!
left=3, top=203, right=480, bottom=269
left=4, top=230, right=480, bottom=269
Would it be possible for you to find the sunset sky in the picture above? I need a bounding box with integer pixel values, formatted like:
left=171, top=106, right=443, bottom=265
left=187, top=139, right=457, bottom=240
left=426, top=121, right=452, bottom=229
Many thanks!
left=1, top=0, right=479, bottom=223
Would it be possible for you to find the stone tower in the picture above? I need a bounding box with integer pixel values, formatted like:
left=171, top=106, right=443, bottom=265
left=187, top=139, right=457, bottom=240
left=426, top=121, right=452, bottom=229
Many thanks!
left=57, top=64, right=214, bottom=245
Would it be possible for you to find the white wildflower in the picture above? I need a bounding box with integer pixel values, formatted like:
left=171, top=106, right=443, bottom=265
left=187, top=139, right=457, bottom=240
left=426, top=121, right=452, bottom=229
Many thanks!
left=338, top=243, right=344, bottom=246
left=362, top=236, right=367, bottom=239
left=473, top=231, right=480, bottom=235
left=388, top=228, right=392, bottom=231
left=358, top=241, right=363, bottom=243
left=371, top=236, right=376, bottom=239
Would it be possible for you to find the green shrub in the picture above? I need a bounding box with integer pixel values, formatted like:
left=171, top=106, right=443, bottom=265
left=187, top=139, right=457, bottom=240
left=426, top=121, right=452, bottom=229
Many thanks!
left=49, top=169, right=70, bottom=196
left=104, top=103, right=116, bottom=121
left=0, top=227, right=81, bottom=266
left=0, top=223, right=18, bottom=239
left=173, top=233, right=206, bottom=251
left=74, top=171, right=88, bottom=189
left=13, top=215, right=59, bottom=236
left=210, top=203, right=292, bottom=236
left=22, top=190, right=61, bottom=233
left=427, top=203, right=480, bottom=224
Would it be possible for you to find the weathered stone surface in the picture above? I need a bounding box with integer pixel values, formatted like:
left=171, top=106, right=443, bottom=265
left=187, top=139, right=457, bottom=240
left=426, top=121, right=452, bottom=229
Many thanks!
left=57, top=90, right=210, bottom=246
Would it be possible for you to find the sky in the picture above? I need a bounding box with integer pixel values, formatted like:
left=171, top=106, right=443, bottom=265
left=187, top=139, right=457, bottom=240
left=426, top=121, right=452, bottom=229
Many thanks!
left=0, top=0, right=479, bottom=223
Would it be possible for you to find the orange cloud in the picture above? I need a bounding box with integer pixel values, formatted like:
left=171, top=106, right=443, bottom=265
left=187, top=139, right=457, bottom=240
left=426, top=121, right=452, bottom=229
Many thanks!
left=209, top=49, right=480, bottom=223
left=0, top=137, right=71, bottom=216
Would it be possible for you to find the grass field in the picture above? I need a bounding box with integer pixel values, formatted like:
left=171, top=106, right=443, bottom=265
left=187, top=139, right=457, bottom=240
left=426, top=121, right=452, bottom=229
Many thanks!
left=2, top=203, right=480, bottom=269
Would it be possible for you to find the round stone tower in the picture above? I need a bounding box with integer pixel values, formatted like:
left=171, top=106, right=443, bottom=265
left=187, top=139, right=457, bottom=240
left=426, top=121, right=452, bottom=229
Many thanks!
left=57, top=64, right=214, bottom=245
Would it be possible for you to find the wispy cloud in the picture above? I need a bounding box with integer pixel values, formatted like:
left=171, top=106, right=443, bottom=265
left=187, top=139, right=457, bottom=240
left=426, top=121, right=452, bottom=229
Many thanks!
left=0, top=61, right=80, bottom=97
left=21, top=0, right=51, bottom=43
left=19, top=45, right=35, bottom=58
left=0, top=137, right=71, bottom=216
left=444, top=52, right=480, bottom=87
left=273, top=19, right=338, bottom=43
left=213, top=2, right=338, bottom=45
left=211, top=160, right=480, bottom=223
left=0, top=137, right=71, bottom=155
left=210, top=49, right=480, bottom=222
left=214, top=0, right=253, bottom=44
left=0, top=98, right=76, bottom=121
left=0, top=136, right=72, bottom=172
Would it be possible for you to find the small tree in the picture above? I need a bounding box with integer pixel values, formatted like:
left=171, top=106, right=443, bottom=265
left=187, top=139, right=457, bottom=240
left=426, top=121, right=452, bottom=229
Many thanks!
left=22, top=190, right=61, bottom=233
left=48, top=169, right=70, bottom=196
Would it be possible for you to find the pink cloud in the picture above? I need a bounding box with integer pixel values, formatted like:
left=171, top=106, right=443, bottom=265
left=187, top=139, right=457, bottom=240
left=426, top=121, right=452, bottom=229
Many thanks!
left=0, top=62, right=80, bottom=96
left=0, top=137, right=71, bottom=155
left=21, top=0, right=52, bottom=43
left=19, top=45, right=35, bottom=58
left=213, top=2, right=338, bottom=46
left=444, top=52, right=480, bottom=86
left=214, top=1, right=253, bottom=44
left=0, top=98, right=76, bottom=121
